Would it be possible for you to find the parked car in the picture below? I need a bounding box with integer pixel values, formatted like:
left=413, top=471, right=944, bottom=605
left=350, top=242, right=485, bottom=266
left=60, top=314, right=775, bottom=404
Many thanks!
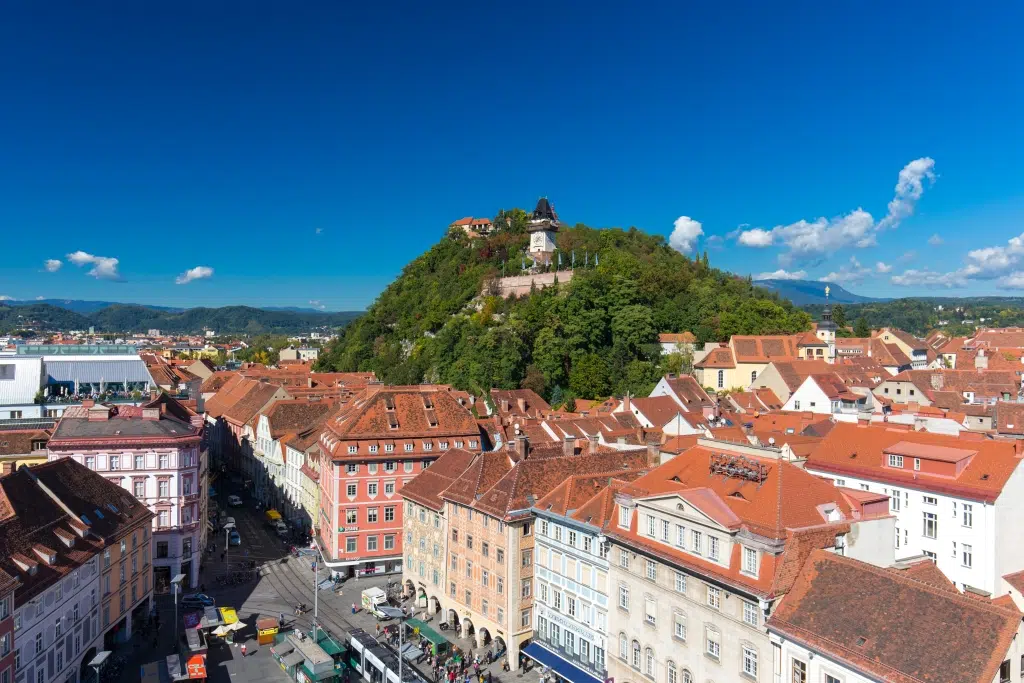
left=228, top=530, right=241, bottom=546
left=223, top=517, right=236, bottom=529
left=274, top=521, right=289, bottom=536
left=227, top=495, right=243, bottom=507
left=180, top=593, right=215, bottom=608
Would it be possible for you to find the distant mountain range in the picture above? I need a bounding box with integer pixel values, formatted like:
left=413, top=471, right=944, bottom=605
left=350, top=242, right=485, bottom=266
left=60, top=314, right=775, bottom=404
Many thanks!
left=0, top=299, right=362, bottom=335
left=753, top=279, right=889, bottom=306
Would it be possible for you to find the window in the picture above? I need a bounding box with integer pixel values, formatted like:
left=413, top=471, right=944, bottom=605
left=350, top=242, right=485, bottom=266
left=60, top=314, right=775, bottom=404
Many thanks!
left=368, top=482, right=378, bottom=496
left=632, top=641, right=641, bottom=669
left=85, top=456, right=95, bottom=470
left=521, top=579, right=531, bottom=598
left=385, top=506, right=395, bottom=522
left=691, top=530, right=702, bottom=555
left=743, top=600, right=759, bottom=626
left=367, top=536, right=378, bottom=551
left=1000, top=660, right=1010, bottom=683
left=619, top=634, right=628, bottom=660
left=794, top=400, right=800, bottom=410
left=644, top=597, right=656, bottom=625
left=914, top=458, right=921, bottom=471
left=618, top=585, right=629, bottom=610
left=673, top=612, right=686, bottom=640
left=644, top=647, right=655, bottom=677
left=923, top=512, right=937, bottom=539
left=34, top=633, right=41, bottom=654
left=466, top=560, right=473, bottom=578
left=346, top=463, right=358, bottom=474
left=963, top=543, right=973, bottom=568
left=618, top=506, right=630, bottom=528
left=385, top=461, right=397, bottom=472
left=452, top=529, right=459, bottom=543
left=963, top=503, right=973, bottom=528
left=497, top=577, right=504, bottom=594
left=482, top=542, right=489, bottom=558
left=568, top=596, right=577, bottom=617
left=404, top=444, right=413, bottom=452
left=367, top=508, right=378, bottom=523
left=705, top=628, right=720, bottom=660
left=923, top=495, right=937, bottom=505
left=583, top=537, right=593, bottom=553
left=385, top=444, right=394, bottom=453
left=348, top=446, right=357, bottom=454
left=467, top=535, right=473, bottom=550
left=522, top=549, right=532, bottom=566
left=384, top=535, right=395, bottom=550
left=888, top=454, right=904, bottom=468
left=620, top=549, right=630, bottom=569
left=743, top=547, right=758, bottom=575
left=521, top=609, right=531, bottom=628
left=645, top=559, right=657, bottom=580
left=708, top=536, right=720, bottom=561
left=158, top=510, right=169, bottom=527
left=646, top=514, right=656, bottom=537
left=440, top=441, right=449, bottom=450
left=717, top=370, right=724, bottom=389
left=346, top=509, right=358, bottom=524
left=109, top=455, right=119, bottom=470
left=159, top=454, right=169, bottom=469
left=674, top=571, right=686, bottom=593
left=568, top=530, right=578, bottom=547
left=134, top=480, right=145, bottom=498
left=676, top=524, right=686, bottom=548
left=706, top=585, right=720, bottom=609
left=497, top=548, right=504, bottom=563
left=742, top=646, right=758, bottom=678
left=891, top=490, right=902, bottom=512
left=346, top=483, right=357, bottom=497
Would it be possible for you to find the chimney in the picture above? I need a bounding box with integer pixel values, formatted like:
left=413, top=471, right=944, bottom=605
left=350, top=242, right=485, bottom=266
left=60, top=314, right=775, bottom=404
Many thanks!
left=1015, top=439, right=1024, bottom=458
left=516, top=397, right=527, bottom=414
left=975, top=352, right=988, bottom=370
left=501, top=399, right=510, bottom=413
left=563, top=435, right=576, bottom=457
left=931, top=374, right=944, bottom=391
left=82, top=399, right=95, bottom=408
left=646, top=439, right=661, bottom=467
left=588, top=433, right=600, bottom=455
left=87, top=405, right=109, bottom=422
left=190, top=415, right=204, bottom=429
left=142, top=408, right=160, bottom=421
left=516, top=435, right=529, bottom=459
left=149, top=389, right=159, bottom=401
left=623, top=394, right=631, bottom=413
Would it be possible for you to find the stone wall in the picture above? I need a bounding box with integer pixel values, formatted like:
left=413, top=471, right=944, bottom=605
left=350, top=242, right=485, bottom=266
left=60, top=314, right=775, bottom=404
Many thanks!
left=490, top=270, right=575, bottom=298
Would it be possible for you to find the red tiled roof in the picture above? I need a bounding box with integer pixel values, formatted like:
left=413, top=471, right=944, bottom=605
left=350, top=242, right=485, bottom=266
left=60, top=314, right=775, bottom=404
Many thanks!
left=401, top=448, right=479, bottom=511
left=769, top=550, right=1020, bottom=683
left=806, top=422, right=1023, bottom=503
left=658, top=332, right=696, bottom=344
left=262, top=399, right=336, bottom=438
left=694, top=346, right=735, bottom=369
left=730, top=335, right=800, bottom=363
left=0, top=429, right=51, bottom=456
left=661, top=375, right=715, bottom=409
left=624, top=396, right=685, bottom=428
left=996, top=402, right=1024, bottom=435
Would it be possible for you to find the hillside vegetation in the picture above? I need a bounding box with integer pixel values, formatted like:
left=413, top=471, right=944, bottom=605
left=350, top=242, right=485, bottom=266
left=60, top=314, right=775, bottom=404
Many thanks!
left=0, top=302, right=359, bottom=335
left=806, top=297, right=1024, bottom=337
left=316, top=212, right=811, bottom=400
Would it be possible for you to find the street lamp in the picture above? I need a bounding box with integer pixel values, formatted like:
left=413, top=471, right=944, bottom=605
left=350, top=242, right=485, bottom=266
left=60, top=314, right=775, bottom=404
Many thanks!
left=88, top=650, right=110, bottom=683
left=172, top=573, right=186, bottom=651
left=223, top=522, right=236, bottom=578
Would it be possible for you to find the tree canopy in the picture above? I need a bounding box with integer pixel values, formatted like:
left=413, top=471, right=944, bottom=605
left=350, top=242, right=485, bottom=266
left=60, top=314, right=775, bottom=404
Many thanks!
left=316, top=216, right=811, bottom=399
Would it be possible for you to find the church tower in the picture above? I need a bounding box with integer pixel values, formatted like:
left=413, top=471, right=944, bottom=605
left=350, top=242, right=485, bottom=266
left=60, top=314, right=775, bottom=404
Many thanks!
left=816, top=285, right=838, bottom=361
left=527, top=197, right=560, bottom=264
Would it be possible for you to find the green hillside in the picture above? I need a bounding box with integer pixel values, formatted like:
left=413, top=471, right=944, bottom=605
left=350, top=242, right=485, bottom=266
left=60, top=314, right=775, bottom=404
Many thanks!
left=316, top=211, right=811, bottom=400
left=0, top=302, right=360, bottom=335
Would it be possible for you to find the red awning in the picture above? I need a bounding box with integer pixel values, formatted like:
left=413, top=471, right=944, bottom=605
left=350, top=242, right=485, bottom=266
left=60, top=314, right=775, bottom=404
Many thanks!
left=186, top=654, right=207, bottom=679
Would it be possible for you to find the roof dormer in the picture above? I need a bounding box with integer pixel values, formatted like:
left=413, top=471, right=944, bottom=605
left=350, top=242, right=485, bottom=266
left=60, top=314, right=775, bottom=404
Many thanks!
left=32, top=544, right=57, bottom=566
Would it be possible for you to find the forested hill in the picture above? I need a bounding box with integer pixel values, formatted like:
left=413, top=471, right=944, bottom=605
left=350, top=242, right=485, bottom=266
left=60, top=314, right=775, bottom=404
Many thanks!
left=0, top=302, right=360, bottom=335
left=315, top=210, right=812, bottom=400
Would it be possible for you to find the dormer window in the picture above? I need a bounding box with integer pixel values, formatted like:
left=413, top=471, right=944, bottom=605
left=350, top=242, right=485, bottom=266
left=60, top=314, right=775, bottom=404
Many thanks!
left=439, top=441, right=449, bottom=450
left=423, top=443, right=433, bottom=451
left=618, top=506, right=631, bottom=529
left=742, top=547, right=758, bottom=576
left=369, top=445, right=378, bottom=454
left=385, top=444, right=394, bottom=453
left=348, top=446, right=358, bottom=454
left=404, top=444, right=413, bottom=452
left=888, top=454, right=904, bottom=468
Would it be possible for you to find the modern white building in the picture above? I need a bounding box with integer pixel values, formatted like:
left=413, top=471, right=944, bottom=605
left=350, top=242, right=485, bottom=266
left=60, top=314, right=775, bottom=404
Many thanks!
left=783, top=374, right=874, bottom=416
left=0, top=356, right=44, bottom=420
left=805, top=422, right=1024, bottom=595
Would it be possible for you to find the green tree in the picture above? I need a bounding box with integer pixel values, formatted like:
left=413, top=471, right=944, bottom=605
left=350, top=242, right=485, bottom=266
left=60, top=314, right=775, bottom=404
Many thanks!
left=563, top=396, right=577, bottom=412
left=854, top=316, right=871, bottom=338
left=832, top=303, right=847, bottom=329
left=550, top=385, right=565, bottom=408
left=520, top=364, right=546, bottom=397
left=569, top=353, right=610, bottom=399
left=663, top=344, right=694, bottom=375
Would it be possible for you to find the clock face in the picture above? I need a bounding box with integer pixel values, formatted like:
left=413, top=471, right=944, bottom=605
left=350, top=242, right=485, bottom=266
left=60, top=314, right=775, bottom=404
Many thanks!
left=531, top=233, right=545, bottom=248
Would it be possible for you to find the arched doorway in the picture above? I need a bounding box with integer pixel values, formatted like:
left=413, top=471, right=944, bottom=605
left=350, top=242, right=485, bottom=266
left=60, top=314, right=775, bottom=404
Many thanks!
left=404, top=579, right=415, bottom=599
left=417, top=587, right=428, bottom=608
left=80, top=647, right=97, bottom=682
left=447, top=609, right=460, bottom=631
left=428, top=596, right=441, bottom=615
left=477, top=626, right=492, bottom=648
left=494, top=635, right=507, bottom=658
left=461, top=617, right=474, bottom=641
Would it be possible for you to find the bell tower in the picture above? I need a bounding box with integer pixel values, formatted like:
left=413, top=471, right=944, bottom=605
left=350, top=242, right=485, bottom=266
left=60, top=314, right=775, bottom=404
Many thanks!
left=817, top=285, right=838, bottom=361
left=527, top=197, right=560, bottom=263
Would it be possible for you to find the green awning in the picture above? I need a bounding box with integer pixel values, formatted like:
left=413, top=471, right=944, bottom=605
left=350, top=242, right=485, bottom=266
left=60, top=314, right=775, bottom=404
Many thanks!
left=406, top=618, right=447, bottom=647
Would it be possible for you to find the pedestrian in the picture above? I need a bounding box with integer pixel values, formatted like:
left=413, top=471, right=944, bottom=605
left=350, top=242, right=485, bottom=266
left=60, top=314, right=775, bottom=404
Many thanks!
left=201, top=584, right=206, bottom=593
left=241, top=644, right=247, bottom=657
left=221, top=552, right=225, bottom=562
left=487, top=672, right=492, bottom=683
left=375, top=623, right=380, bottom=636
left=352, top=603, right=357, bottom=615
left=280, top=612, right=286, bottom=626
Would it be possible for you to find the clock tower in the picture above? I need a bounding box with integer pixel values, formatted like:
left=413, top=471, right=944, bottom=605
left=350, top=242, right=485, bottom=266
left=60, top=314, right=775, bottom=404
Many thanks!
left=527, top=197, right=560, bottom=263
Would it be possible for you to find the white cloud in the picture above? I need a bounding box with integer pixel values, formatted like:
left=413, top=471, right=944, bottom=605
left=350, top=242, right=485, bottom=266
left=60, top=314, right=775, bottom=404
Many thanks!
left=35, top=296, right=44, bottom=300
left=999, top=272, right=1024, bottom=289
left=898, top=251, right=917, bottom=263
left=890, top=269, right=969, bottom=288
left=753, top=269, right=807, bottom=281
left=0, top=296, right=13, bottom=301
left=308, top=299, right=327, bottom=311
left=44, top=259, right=62, bottom=272
left=876, top=262, right=892, bottom=273
left=878, top=157, right=936, bottom=230
left=737, top=228, right=773, bottom=247
left=735, top=158, right=936, bottom=261
left=175, top=266, right=214, bottom=285
left=819, top=256, right=872, bottom=284
left=315, top=228, right=323, bottom=235
left=927, top=234, right=943, bottom=246
left=67, top=251, right=120, bottom=279
left=669, top=216, right=704, bottom=253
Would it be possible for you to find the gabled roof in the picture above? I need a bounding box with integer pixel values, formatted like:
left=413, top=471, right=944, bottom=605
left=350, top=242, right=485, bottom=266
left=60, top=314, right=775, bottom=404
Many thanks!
left=534, top=469, right=648, bottom=519
left=490, top=389, right=551, bottom=418
left=401, top=448, right=479, bottom=512
left=806, top=422, right=1023, bottom=503
left=694, top=346, right=735, bottom=369
left=995, top=401, right=1024, bottom=435
left=658, top=332, right=696, bottom=345
left=625, top=396, right=686, bottom=428
left=884, top=328, right=928, bottom=352
left=262, top=399, right=336, bottom=439
left=222, top=380, right=286, bottom=427
left=0, top=429, right=51, bottom=457
left=769, top=550, right=1020, bottom=683
left=660, top=374, right=715, bottom=409
left=730, top=335, right=801, bottom=363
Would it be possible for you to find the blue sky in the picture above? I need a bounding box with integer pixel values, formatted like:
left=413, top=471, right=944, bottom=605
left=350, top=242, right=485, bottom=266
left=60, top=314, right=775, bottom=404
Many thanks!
left=2, top=2, right=1024, bottom=310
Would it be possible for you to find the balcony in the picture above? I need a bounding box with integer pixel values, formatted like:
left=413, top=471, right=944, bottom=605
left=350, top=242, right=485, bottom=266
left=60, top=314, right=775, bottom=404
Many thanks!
left=182, top=492, right=200, bottom=502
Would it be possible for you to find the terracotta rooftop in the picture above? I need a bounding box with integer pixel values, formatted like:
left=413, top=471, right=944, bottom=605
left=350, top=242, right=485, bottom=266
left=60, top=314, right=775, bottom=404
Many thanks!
left=623, top=396, right=685, bottom=428
left=658, top=332, right=696, bottom=344
left=996, top=401, right=1024, bottom=435
left=401, top=448, right=479, bottom=512
left=0, top=429, right=51, bottom=457
left=533, top=469, right=648, bottom=519
left=730, top=335, right=801, bottom=363
left=0, top=459, right=153, bottom=606
left=262, top=399, right=337, bottom=439
left=806, top=422, right=1023, bottom=503
left=659, top=374, right=715, bottom=409
left=49, top=397, right=201, bottom=448
left=769, top=550, right=1020, bottom=683
left=489, top=389, right=551, bottom=419
left=694, top=346, right=735, bottom=369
